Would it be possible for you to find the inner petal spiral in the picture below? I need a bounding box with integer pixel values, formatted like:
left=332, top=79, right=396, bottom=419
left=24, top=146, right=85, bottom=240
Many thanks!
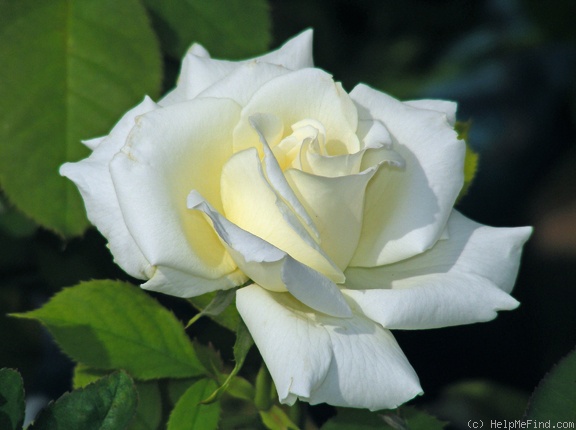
left=273, top=119, right=326, bottom=171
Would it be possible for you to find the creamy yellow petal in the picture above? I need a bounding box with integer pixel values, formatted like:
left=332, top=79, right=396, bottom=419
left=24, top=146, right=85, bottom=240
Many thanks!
left=233, top=68, right=359, bottom=155
left=285, top=167, right=377, bottom=270
left=109, top=98, right=241, bottom=291
left=221, top=148, right=344, bottom=283
left=189, top=192, right=351, bottom=317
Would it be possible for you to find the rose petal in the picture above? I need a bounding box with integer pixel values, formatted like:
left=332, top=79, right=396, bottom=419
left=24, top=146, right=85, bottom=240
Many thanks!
left=109, top=98, right=242, bottom=295
left=220, top=148, right=343, bottom=282
left=188, top=191, right=351, bottom=318
left=160, top=30, right=314, bottom=105
left=301, top=147, right=365, bottom=177
left=188, top=43, right=210, bottom=58
left=233, top=68, right=359, bottom=155
left=82, top=136, right=105, bottom=150
left=197, top=62, right=292, bottom=106
left=60, top=97, right=158, bottom=279
left=404, top=99, right=457, bottom=126
left=356, top=119, right=392, bottom=148
left=284, top=167, right=377, bottom=270
left=250, top=114, right=321, bottom=237
left=142, top=265, right=247, bottom=298
left=256, top=28, right=314, bottom=69
left=236, top=285, right=422, bottom=410
left=343, top=211, right=533, bottom=329
left=295, top=120, right=404, bottom=178
left=350, top=84, right=465, bottom=266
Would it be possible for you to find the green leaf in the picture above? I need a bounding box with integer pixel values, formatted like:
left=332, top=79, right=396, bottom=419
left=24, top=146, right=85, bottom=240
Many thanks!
left=259, top=405, right=299, bottom=430
left=202, top=320, right=254, bottom=404
left=73, top=366, right=205, bottom=430
left=167, top=379, right=220, bottom=430
left=29, top=371, right=138, bottom=430
left=0, top=197, right=36, bottom=238
left=193, top=340, right=225, bottom=377
left=166, top=378, right=198, bottom=405
left=188, top=290, right=241, bottom=332
left=322, top=408, right=387, bottom=430
left=130, top=378, right=199, bottom=430
left=187, top=287, right=238, bottom=328
left=0, top=368, right=25, bottom=430
left=14, top=280, right=205, bottom=379
left=455, top=121, right=479, bottom=201
left=525, top=347, right=576, bottom=421
left=142, top=0, right=271, bottom=59
left=129, top=381, right=163, bottom=430
left=389, top=407, right=447, bottom=430
left=227, top=376, right=256, bottom=402
left=323, top=407, right=446, bottom=430
left=73, top=363, right=110, bottom=389
left=0, top=0, right=161, bottom=236
left=433, top=380, right=529, bottom=424
left=255, top=364, right=275, bottom=411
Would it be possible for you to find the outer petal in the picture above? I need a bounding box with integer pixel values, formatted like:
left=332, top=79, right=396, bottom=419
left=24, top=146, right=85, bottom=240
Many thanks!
left=404, top=99, right=457, bottom=126
left=343, top=211, right=533, bottom=329
left=350, top=84, right=465, bottom=266
left=82, top=136, right=106, bottom=151
left=109, top=98, right=242, bottom=296
left=233, top=68, right=359, bottom=155
left=236, top=285, right=422, bottom=410
left=255, top=28, right=314, bottom=69
left=142, top=265, right=247, bottom=298
left=197, top=62, right=292, bottom=106
left=160, top=30, right=314, bottom=105
left=60, top=97, right=157, bottom=279
left=188, top=191, right=351, bottom=318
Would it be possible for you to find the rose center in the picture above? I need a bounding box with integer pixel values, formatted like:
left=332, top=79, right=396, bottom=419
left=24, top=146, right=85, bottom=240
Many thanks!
left=272, top=119, right=327, bottom=171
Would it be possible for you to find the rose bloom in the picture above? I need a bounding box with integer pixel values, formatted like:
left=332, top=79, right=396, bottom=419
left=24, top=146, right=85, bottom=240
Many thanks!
left=60, top=31, right=531, bottom=410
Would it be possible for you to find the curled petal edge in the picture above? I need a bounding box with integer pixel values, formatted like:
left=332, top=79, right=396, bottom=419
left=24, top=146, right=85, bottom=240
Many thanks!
left=187, top=191, right=352, bottom=318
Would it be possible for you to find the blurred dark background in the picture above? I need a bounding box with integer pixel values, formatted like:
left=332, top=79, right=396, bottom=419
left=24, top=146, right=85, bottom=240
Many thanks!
left=1, top=0, right=575, bottom=427
left=269, top=0, right=576, bottom=424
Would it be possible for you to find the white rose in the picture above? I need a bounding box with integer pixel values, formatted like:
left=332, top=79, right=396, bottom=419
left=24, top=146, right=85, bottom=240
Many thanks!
left=60, top=30, right=532, bottom=410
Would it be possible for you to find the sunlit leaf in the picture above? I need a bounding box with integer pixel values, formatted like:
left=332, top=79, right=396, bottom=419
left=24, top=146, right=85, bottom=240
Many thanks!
left=14, top=280, right=205, bottom=379
left=0, top=0, right=161, bottom=236
left=73, top=364, right=109, bottom=389
left=227, top=376, right=255, bottom=402
left=167, top=379, right=220, bottom=430
left=28, top=371, right=137, bottom=430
